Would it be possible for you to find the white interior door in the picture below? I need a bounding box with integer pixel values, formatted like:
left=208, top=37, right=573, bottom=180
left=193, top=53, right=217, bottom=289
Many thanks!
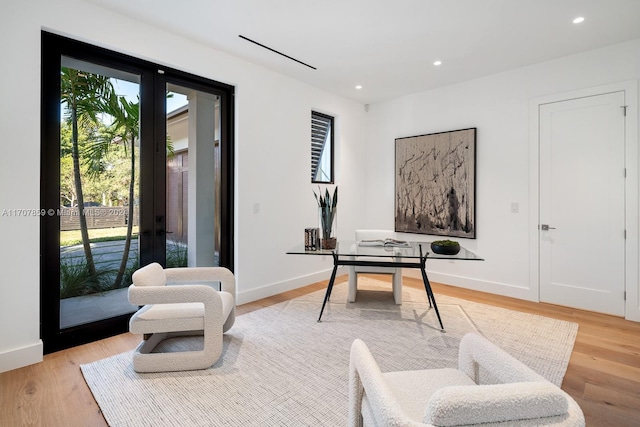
left=539, top=91, right=626, bottom=316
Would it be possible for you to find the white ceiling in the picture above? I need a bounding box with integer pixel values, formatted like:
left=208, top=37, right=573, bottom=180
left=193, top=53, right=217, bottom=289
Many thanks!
left=84, top=0, right=640, bottom=104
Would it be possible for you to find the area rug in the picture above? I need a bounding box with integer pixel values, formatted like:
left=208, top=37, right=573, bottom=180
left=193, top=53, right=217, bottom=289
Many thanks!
left=81, top=278, right=578, bottom=427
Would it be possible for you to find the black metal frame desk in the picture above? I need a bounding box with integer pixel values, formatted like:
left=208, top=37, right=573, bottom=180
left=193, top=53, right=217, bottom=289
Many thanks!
left=287, top=241, right=483, bottom=331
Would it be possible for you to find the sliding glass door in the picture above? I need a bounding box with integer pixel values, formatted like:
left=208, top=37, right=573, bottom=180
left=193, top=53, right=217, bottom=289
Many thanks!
left=41, top=32, right=234, bottom=353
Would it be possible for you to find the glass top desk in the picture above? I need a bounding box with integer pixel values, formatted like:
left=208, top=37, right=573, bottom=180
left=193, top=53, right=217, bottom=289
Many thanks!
left=287, top=240, right=483, bottom=331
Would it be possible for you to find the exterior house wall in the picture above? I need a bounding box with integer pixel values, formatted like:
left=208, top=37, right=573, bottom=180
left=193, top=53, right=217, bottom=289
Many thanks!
left=166, top=150, right=188, bottom=245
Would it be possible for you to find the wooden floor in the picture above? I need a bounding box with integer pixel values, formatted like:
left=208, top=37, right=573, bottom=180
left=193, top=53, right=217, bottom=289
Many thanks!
left=1, top=275, right=639, bottom=426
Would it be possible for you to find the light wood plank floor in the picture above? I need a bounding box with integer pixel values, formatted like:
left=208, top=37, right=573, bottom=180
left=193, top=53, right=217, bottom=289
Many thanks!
left=1, top=275, right=639, bottom=426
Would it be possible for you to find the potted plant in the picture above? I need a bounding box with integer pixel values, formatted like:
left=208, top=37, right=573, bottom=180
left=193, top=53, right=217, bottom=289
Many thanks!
left=430, top=239, right=461, bottom=255
left=314, top=186, right=338, bottom=249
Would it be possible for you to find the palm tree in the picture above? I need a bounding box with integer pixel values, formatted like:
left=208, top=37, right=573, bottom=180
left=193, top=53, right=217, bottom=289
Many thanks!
left=92, top=90, right=175, bottom=288
left=60, top=68, right=115, bottom=278
left=94, top=92, right=140, bottom=288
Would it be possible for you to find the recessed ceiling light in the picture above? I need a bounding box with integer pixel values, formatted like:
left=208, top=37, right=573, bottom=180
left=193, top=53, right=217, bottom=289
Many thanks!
left=355, top=85, right=362, bottom=90
left=433, top=60, right=442, bottom=66
left=573, top=17, right=585, bottom=24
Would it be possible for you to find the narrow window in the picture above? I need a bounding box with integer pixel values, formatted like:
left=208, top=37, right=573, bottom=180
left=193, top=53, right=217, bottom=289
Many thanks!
left=311, top=111, right=334, bottom=183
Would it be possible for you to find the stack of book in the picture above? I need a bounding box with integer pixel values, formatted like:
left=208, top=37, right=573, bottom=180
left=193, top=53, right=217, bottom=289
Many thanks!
left=304, top=228, right=320, bottom=250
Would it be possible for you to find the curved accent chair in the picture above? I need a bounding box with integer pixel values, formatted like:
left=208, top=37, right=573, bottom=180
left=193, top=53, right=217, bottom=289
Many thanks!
left=128, top=262, right=236, bottom=373
left=348, top=229, right=403, bottom=305
left=349, top=332, right=585, bottom=427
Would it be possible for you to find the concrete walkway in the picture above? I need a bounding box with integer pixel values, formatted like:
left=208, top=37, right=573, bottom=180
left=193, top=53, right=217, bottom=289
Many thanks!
left=60, top=288, right=137, bottom=329
left=58, top=238, right=190, bottom=328
left=61, top=239, right=139, bottom=267
left=60, top=239, right=138, bottom=328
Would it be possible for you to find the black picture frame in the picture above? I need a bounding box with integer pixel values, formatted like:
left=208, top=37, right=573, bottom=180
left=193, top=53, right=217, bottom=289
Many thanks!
left=395, top=128, right=476, bottom=239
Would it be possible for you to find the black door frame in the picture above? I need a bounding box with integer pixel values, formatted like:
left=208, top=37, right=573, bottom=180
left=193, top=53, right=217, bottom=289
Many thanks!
left=40, top=32, right=234, bottom=353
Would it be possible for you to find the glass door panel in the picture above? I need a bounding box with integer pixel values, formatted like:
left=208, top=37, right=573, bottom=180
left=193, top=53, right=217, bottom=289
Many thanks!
left=41, top=32, right=233, bottom=353
left=165, top=84, right=221, bottom=267
left=59, top=57, right=140, bottom=329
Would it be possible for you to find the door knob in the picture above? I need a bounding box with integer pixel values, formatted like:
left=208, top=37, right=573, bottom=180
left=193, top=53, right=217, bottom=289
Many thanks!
left=540, top=224, right=556, bottom=231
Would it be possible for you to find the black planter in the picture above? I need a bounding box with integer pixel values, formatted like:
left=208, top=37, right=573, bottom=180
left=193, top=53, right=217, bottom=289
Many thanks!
left=430, top=242, right=460, bottom=255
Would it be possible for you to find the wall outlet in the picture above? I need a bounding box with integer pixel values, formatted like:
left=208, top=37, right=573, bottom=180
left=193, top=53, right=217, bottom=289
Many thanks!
left=511, top=202, right=519, bottom=213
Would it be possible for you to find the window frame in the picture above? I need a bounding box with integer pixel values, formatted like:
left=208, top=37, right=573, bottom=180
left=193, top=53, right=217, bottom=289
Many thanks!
left=311, top=111, right=335, bottom=184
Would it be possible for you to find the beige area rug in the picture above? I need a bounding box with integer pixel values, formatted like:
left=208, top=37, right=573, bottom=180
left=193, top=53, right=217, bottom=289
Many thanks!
left=81, top=278, right=578, bottom=427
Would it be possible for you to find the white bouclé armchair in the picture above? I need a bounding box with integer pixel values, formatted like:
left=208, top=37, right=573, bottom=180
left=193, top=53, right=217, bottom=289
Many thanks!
left=349, top=332, right=585, bottom=426
left=128, top=262, right=236, bottom=373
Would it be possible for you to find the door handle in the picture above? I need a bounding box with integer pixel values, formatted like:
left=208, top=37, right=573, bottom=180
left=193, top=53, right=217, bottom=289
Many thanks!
left=540, top=224, right=556, bottom=231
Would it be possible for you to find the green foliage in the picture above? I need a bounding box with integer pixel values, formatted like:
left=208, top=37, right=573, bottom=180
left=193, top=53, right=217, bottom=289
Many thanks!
left=313, top=186, right=338, bottom=208
left=314, top=186, right=338, bottom=239
left=120, top=253, right=140, bottom=288
left=60, top=257, right=107, bottom=298
left=166, top=241, right=188, bottom=268
left=59, top=119, right=138, bottom=207
left=60, top=234, right=131, bottom=247
left=60, top=67, right=114, bottom=125
left=60, top=247, right=139, bottom=298
left=59, top=239, right=193, bottom=298
left=431, top=239, right=459, bottom=246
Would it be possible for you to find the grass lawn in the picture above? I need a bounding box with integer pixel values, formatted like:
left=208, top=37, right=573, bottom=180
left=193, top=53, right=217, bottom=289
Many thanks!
left=61, top=226, right=139, bottom=247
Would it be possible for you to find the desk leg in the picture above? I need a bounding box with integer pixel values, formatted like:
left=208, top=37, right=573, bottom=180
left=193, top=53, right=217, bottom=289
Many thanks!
left=420, top=264, right=444, bottom=331
left=318, top=255, right=339, bottom=322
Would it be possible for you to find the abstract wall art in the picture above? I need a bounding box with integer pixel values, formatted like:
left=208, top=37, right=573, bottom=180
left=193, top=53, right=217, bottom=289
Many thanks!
left=395, top=128, right=476, bottom=238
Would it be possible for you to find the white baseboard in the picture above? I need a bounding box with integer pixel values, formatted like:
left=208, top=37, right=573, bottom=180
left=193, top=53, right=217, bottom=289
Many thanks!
left=0, top=340, right=43, bottom=373
left=237, top=268, right=537, bottom=309
left=403, top=270, right=538, bottom=302
left=236, top=267, right=345, bottom=305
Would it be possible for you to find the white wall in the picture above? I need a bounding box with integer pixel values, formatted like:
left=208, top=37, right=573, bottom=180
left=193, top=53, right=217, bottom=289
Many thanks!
left=0, top=0, right=367, bottom=372
left=364, top=39, right=640, bottom=302
left=2, top=0, right=638, bottom=372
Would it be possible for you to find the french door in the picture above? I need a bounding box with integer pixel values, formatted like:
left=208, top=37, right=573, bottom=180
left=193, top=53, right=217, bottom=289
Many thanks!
left=41, top=32, right=234, bottom=353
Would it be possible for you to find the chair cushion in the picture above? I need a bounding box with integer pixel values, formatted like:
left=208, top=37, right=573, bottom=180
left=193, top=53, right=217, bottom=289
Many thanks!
left=424, top=381, right=569, bottom=426
left=362, top=368, right=475, bottom=423
left=132, top=262, right=166, bottom=287
left=129, top=291, right=235, bottom=334
left=136, top=302, right=205, bottom=321
left=130, top=302, right=204, bottom=333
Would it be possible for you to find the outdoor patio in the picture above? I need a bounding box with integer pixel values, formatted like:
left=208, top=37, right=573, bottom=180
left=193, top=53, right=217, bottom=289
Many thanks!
left=60, top=288, right=136, bottom=329
left=60, top=239, right=139, bottom=328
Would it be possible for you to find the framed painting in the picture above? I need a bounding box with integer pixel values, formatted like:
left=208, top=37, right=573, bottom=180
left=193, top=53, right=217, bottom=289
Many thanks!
left=395, top=128, right=476, bottom=238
